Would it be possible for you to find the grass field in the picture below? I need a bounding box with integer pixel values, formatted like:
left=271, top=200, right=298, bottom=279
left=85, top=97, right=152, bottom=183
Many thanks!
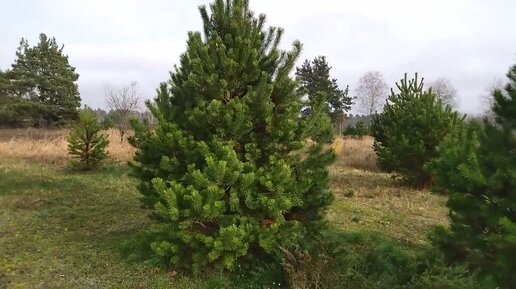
left=0, top=129, right=449, bottom=288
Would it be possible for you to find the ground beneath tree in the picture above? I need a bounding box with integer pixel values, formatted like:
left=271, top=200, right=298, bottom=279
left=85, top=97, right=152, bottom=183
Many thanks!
left=0, top=135, right=448, bottom=288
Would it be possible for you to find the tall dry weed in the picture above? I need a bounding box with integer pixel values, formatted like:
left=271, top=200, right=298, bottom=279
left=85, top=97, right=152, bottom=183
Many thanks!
left=1, top=129, right=378, bottom=171
left=282, top=248, right=338, bottom=289
left=0, top=128, right=134, bottom=164
left=334, top=136, right=377, bottom=171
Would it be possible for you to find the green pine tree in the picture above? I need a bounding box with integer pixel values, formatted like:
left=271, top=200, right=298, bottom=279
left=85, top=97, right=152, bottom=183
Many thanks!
left=2, top=33, right=81, bottom=127
left=493, top=67, right=516, bottom=128
left=428, top=63, right=516, bottom=287
left=0, top=70, right=11, bottom=126
left=342, top=120, right=370, bottom=139
left=0, top=69, right=43, bottom=127
left=371, top=73, right=462, bottom=186
left=296, top=56, right=354, bottom=128
left=0, top=69, right=7, bottom=91
left=129, top=0, right=335, bottom=272
left=68, top=110, right=109, bottom=170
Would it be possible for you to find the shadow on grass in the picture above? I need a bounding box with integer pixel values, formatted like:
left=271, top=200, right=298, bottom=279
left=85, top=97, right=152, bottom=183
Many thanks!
left=1, top=161, right=149, bottom=259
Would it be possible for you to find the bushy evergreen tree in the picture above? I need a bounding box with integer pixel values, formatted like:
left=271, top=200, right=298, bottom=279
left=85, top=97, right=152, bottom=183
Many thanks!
left=428, top=64, right=516, bottom=287
left=0, top=70, right=7, bottom=90
left=296, top=56, right=353, bottom=127
left=68, top=110, right=109, bottom=170
left=129, top=0, right=335, bottom=272
left=371, top=73, right=462, bottom=186
left=1, top=69, right=47, bottom=127
left=342, top=120, right=370, bottom=139
left=1, top=33, right=80, bottom=127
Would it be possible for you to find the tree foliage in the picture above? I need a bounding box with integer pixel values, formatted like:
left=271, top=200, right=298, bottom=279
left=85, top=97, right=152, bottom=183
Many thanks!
left=371, top=73, right=462, bottom=186
left=428, top=64, right=516, bottom=287
left=129, top=0, right=335, bottom=272
left=0, top=33, right=81, bottom=127
left=342, top=120, right=370, bottom=139
left=68, top=110, right=109, bottom=170
left=295, top=56, right=353, bottom=128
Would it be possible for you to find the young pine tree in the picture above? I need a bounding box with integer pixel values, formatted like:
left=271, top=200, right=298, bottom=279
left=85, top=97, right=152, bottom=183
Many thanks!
left=129, top=0, right=335, bottom=272
left=68, top=110, right=109, bottom=170
left=428, top=64, right=516, bottom=287
left=370, top=73, right=462, bottom=186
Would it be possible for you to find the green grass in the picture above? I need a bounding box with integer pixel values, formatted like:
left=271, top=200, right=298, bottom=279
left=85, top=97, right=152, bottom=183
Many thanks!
left=0, top=160, right=218, bottom=289
left=328, top=168, right=448, bottom=247
left=0, top=159, right=450, bottom=288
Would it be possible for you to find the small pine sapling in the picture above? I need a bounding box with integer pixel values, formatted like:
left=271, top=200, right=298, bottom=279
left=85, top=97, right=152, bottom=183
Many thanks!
left=68, top=110, right=109, bottom=170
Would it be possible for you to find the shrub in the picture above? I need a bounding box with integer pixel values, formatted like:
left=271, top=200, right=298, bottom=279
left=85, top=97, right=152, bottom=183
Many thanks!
left=100, top=115, right=115, bottom=130
left=280, top=229, right=482, bottom=289
left=68, top=110, right=109, bottom=170
left=342, top=121, right=370, bottom=139
left=129, top=0, right=334, bottom=272
left=370, top=73, right=462, bottom=186
left=282, top=248, right=336, bottom=289
left=428, top=63, right=516, bottom=288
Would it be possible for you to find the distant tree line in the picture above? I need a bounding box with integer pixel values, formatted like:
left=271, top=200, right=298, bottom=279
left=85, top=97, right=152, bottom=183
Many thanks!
left=0, top=33, right=463, bottom=136
left=81, top=106, right=156, bottom=128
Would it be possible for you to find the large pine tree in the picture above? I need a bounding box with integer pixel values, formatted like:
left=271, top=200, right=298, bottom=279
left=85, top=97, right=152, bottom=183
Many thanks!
left=0, top=68, right=43, bottom=127
left=2, top=33, right=81, bottom=127
left=429, top=64, right=516, bottom=287
left=296, top=56, right=353, bottom=128
left=130, top=0, right=335, bottom=272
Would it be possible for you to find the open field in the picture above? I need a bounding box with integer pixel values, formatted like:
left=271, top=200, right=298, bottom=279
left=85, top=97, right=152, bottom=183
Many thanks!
left=0, top=128, right=135, bottom=164
left=0, top=129, right=449, bottom=288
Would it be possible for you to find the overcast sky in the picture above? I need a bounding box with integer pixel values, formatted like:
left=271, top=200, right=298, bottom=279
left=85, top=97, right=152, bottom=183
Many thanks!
left=1, top=0, right=515, bottom=114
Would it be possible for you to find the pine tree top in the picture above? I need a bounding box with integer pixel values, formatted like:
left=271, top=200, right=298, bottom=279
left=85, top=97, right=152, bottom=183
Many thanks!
left=493, top=64, right=516, bottom=128
left=296, top=56, right=353, bottom=122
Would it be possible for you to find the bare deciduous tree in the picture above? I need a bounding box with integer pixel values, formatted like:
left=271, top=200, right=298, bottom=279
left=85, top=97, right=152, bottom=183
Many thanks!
left=481, top=78, right=504, bottom=117
left=355, top=71, right=388, bottom=115
left=429, top=77, right=457, bottom=107
left=105, top=81, right=140, bottom=141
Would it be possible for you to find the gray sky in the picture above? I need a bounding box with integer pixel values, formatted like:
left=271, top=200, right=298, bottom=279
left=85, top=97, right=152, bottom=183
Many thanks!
left=1, top=0, right=515, bottom=114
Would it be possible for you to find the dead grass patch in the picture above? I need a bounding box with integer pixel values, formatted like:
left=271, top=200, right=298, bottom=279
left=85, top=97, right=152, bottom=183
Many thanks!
left=0, top=128, right=135, bottom=165
left=334, top=136, right=377, bottom=171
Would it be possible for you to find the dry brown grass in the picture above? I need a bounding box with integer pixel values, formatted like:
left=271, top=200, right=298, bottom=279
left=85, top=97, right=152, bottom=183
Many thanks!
left=0, top=128, right=135, bottom=164
left=334, top=136, right=377, bottom=171
left=0, top=130, right=375, bottom=169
